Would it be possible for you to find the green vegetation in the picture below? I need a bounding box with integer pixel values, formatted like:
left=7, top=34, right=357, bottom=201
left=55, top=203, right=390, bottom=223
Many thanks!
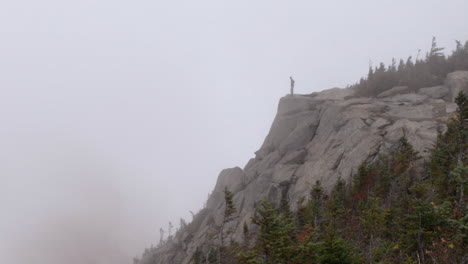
left=351, top=38, right=468, bottom=97
left=197, top=92, right=467, bottom=263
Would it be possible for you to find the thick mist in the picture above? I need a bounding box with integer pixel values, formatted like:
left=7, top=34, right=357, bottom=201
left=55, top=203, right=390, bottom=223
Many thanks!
left=1, top=0, right=467, bottom=263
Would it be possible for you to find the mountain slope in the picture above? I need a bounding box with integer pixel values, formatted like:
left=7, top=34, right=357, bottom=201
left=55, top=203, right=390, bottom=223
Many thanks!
left=137, top=71, right=468, bottom=264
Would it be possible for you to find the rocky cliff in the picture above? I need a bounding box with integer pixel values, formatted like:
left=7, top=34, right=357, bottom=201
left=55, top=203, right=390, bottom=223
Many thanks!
left=138, top=71, right=468, bottom=264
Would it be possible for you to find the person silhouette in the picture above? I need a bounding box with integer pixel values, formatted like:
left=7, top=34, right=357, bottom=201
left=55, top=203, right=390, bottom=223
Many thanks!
left=290, top=76, right=295, bottom=95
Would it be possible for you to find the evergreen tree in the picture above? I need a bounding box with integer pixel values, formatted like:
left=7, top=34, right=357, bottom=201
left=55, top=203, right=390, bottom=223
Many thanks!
left=192, top=247, right=206, bottom=264
left=327, top=177, right=348, bottom=229
left=219, top=187, right=237, bottom=264
left=249, top=200, right=296, bottom=264
left=431, top=92, right=468, bottom=198
left=427, top=37, right=448, bottom=82
left=310, top=180, right=324, bottom=228
left=208, top=248, right=218, bottom=264
left=449, top=40, right=468, bottom=70
left=318, top=225, right=357, bottom=264
left=279, top=189, right=293, bottom=220
left=359, top=196, right=389, bottom=263
left=242, top=222, right=250, bottom=247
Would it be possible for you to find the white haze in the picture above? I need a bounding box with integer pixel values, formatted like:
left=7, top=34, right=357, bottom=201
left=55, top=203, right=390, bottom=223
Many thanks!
left=0, top=0, right=467, bottom=263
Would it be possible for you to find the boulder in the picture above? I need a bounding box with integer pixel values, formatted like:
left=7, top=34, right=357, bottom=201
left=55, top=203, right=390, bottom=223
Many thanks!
left=213, top=167, right=246, bottom=194
left=206, top=167, right=246, bottom=209
left=418, top=85, right=449, bottom=99
left=445, top=71, right=468, bottom=102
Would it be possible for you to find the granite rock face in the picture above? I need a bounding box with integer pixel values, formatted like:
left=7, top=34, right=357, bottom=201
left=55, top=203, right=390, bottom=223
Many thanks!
left=138, top=73, right=468, bottom=264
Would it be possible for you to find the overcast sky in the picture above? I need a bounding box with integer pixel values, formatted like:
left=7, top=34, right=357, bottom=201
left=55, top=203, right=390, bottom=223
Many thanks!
left=1, top=1, right=467, bottom=263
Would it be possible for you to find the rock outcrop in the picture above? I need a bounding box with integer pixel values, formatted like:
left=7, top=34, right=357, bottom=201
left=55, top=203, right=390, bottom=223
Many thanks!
left=138, top=72, right=468, bottom=264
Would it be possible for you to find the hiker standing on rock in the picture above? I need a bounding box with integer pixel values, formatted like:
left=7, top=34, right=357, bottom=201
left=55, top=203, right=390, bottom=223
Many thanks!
left=290, top=76, right=295, bottom=95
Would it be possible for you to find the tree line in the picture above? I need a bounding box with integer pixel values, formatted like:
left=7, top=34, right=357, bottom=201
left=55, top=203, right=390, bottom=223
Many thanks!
left=350, top=38, right=468, bottom=97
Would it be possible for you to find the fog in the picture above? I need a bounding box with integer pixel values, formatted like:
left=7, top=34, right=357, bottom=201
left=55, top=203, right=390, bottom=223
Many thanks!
left=1, top=0, right=467, bottom=263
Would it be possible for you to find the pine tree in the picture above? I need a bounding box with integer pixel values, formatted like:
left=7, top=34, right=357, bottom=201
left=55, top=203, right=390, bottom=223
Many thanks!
left=250, top=200, right=296, bottom=264
left=310, top=180, right=324, bottom=228
left=295, top=196, right=311, bottom=229
left=192, top=247, right=206, bottom=264
left=448, top=40, right=468, bottom=71
left=242, top=222, right=250, bottom=247
left=427, top=36, right=448, bottom=82
left=359, top=196, right=389, bottom=263
left=318, top=225, right=357, bottom=264
left=279, top=189, right=293, bottom=220
left=431, top=92, right=468, bottom=199
left=327, top=177, right=348, bottom=229
left=208, top=248, right=218, bottom=264
left=219, top=187, right=237, bottom=264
